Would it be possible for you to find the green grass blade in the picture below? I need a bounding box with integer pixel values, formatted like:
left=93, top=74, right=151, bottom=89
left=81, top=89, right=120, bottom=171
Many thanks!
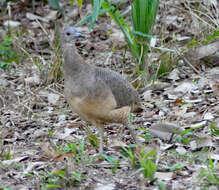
left=131, top=0, right=159, bottom=71
left=48, top=0, right=61, bottom=12
left=102, top=0, right=139, bottom=60
left=89, top=0, right=104, bottom=29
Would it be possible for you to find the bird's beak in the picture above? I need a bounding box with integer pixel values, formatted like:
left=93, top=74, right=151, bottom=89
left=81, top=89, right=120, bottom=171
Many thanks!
left=74, top=32, right=85, bottom=38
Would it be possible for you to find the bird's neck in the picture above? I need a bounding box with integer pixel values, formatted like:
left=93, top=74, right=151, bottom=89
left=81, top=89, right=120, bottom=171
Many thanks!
left=62, top=43, right=88, bottom=77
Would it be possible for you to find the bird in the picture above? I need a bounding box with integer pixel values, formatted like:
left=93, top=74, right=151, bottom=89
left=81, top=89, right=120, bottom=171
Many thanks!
left=59, top=26, right=140, bottom=153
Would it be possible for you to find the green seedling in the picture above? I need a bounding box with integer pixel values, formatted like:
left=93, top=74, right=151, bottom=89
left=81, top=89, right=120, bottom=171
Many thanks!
left=122, top=147, right=136, bottom=167
left=65, top=140, right=88, bottom=164
left=102, top=154, right=120, bottom=173
left=41, top=169, right=86, bottom=189
left=163, top=163, right=187, bottom=172
left=156, top=180, right=166, bottom=190
left=209, top=123, right=219, bottom=136
left=137, top=149, right=157, bottom=180
left=197, top=157, right=219, bottom=187
left=123, top=145, right=157, bottom=181
left=156, top=53, right=175, bottom=79
left=66, top=142, right=77, bottom=153
left=0, top=145, right=12, bottom=161
left=0, top=35, right=19, bottom=69
left=88, top=134, right=99, bottom=148
left=203, top=30, right=219, bottom=44
left=178, top=123, right=206, bottom=144
left=48, top=129, right=53, bottom=138
left=1, top=186, right=13, bottom=190
left=137, top=127, right=152, bottom=142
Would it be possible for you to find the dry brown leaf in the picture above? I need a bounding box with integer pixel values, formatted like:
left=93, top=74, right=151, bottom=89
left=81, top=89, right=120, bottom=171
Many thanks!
left=40, top=139, right=75, bottom=162
left=155, top=172, right=174, bottom=180
left=149, top=123, right=184, bottom=141
left=40, top=140, right=59, bottom=159
left=53, top=152, right=75, bottom=162
left=186, top=41, right=219, bottom=61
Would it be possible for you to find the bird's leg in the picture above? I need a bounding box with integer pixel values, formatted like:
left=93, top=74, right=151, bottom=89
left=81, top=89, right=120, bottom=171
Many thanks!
left=89, top=125, right=105, bottom=161
left=127, top=113, right=139, bottom=144
left=118, top=113, right=138, bottom=144
left=95, top=123, right=104, bottom=154
left=127, top=124, right=138, bottom=143
left=117, top=124, right=124, bottom=139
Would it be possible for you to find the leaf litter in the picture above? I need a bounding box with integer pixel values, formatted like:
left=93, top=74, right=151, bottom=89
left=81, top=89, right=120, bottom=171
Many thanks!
left=0, top=0, right=218, bottom=189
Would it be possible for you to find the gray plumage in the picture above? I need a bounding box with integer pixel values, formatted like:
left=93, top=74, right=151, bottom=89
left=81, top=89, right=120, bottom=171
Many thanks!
left=60, top=26, right=140, bottom=153
left=60, top=26, right=140, bottom=109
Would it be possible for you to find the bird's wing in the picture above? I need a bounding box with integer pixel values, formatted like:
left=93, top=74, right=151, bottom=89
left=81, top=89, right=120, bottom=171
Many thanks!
left=95, top=68, right=140, bottom=108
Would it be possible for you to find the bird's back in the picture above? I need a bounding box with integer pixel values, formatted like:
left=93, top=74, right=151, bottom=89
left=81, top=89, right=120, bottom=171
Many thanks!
left=95, top=67, right=140, bottom=108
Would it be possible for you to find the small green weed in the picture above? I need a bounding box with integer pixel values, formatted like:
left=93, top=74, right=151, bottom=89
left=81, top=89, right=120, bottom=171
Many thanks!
left=88, top=134, right=99, bottom=148
left=163, top=163, right=187, bottom=172
left=197, top=158, right=219, bottom=188
left=68, top=0, right=83, bottom=7
left=137, top=127, right=152, bottom=142
left=137, top=148, right=157, bottom=180
left=122, top=146, right=136, bottom=167
left=209, top=122, right=219, bottom=136
left=156, top=180, right=166, bottom=190
left=1, top=185, right=13, bottom=190
left=0, top=139, right=12, bottom=161
left=40, top=169, right=86, bottom=189
left=203, top=30, right=219, bottom=44
left=0, top=35, right=19, bottom=69
left=122, top=145, right=157, bottom=181
left=178, top=123, right=206, bottom=144
left=157, top=53, right=175, bottom=78
left=64, top=140, right=89, bottom=164
left=101, top=154, right=120, bottom=173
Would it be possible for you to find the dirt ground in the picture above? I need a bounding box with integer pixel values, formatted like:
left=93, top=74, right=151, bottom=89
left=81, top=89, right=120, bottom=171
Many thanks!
left=0, top=0, right=218, bottom=189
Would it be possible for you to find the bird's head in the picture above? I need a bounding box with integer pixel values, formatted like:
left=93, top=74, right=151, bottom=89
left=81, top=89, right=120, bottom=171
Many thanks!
left=60, top=26, right=84, bottom=44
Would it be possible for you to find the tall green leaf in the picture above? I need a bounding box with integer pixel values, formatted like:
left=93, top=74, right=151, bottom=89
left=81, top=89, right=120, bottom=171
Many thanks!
left=131, top=0, right=159, bottom=71
left=89, top=0, right=104, bottom=29
left=48, top=0, right=61, bottom=12
left=102, top=0, right=139, bottom=61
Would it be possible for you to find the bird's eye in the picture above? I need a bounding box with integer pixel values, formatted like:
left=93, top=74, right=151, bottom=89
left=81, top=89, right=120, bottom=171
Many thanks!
left=66, top=32, right=70, bottom=36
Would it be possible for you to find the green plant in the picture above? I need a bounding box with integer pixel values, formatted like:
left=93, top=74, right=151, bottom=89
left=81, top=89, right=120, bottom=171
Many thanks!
left=137, top=148, right=157, bottom=180
left=65, top=140, right=88, bottom=164
left=131, top=0, right=159, bottom=73
left=122, top=146, right=136, bottom=167
left=209, top=122, right=219, bottom=136
left=163, top=163, right=187, bottom=172
left=88, top=134, right=99, bottom=148
left=0, top=138, right=12, bottom=161
left=0, top=35, right=19, bottom=69
left=1, top=185, right=13, bottom=190
left=137, top=127, right=152, bottom=142
left=48, top=0, right=83, bottom=12
left=156, top=180, right=166, bottom=190
left=197, top=158, right=219, bottom=187
left=155, top=52, right=175, bottom=79
left=101, top=154, right=120, bottom=173
left=204, top=30, right=219, bottom=43
left=48, top=0, right=62, bottom=12
left=77, top=0, right=159, bottom=77
left=77, top=0, right=139, bottom=60
left=178, top=123, right=206, bottom=144
left=122, top=145, right=157, bottom=181
left=41, top=169, right=86, bottom=189
left=69, top=0, right=83, bottom=7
